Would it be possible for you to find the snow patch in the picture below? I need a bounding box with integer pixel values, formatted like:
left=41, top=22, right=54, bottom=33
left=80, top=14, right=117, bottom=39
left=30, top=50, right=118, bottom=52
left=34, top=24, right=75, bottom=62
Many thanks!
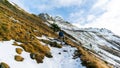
left=0, top=38, right=85, bottom=68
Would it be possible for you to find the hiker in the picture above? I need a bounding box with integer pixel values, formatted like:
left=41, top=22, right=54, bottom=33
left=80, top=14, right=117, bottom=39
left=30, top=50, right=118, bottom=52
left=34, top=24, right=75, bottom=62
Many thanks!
left=90, top=43, right=92, bottom=48
left=58, top=30, right=64, bottom=44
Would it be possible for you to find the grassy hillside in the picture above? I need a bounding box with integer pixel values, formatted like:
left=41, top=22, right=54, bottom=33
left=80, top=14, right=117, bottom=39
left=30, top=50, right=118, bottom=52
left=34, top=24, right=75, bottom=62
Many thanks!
left=0, top=0, right=58, bottom=63
left=0, top=0, right=112, bottom=68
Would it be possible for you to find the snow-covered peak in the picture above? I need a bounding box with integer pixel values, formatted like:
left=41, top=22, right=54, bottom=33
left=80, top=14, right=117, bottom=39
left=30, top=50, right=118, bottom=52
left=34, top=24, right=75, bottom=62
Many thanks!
left=38, top=13, right=54, bottom=21
left=38, top=13, right=64, bottom=22
left=38, top=13, right=79, bottom=30
left=54, top=16, right=64, bottom=22
left=39, top=13, right=114, bottom=35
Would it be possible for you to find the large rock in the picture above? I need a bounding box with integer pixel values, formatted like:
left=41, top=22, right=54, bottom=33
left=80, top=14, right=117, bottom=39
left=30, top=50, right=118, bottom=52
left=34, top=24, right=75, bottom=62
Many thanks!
left=30, top=53, right=36, bottom=59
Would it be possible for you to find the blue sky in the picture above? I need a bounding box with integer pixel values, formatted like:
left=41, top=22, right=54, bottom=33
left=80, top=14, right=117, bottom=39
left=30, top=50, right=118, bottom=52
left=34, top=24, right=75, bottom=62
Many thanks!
left=9, top=0, right=120, bottom=36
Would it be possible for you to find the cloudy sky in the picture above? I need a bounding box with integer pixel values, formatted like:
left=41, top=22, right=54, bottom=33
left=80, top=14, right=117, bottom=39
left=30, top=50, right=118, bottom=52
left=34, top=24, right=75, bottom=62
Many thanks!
left=9, top=0, right=120, bottom=36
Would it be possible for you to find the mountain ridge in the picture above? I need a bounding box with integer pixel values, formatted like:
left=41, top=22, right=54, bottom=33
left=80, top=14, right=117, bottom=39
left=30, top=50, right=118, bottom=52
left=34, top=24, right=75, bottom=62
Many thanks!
left=0, top=0, right=119, bottom=68
left=39, top=13, right=120, bottom=67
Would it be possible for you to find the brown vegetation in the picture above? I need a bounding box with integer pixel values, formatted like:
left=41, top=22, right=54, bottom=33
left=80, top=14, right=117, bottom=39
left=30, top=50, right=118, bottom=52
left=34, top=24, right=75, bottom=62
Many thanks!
left=14, top=55, right=24, bottom=61
left=41, top=39, right=62, bottom=48
left=0, top=62, right=10, bottom=68
left=0, top=0, right=56, bottom=64
left=77, top=46, right=111, bottom=68
left=34, top=53, right=44, bottom=63
left=64, top=35, right=112, bottom=68
left=16, top=48, right=23, bottom=54
left=0, top=1, right=113, bottom=67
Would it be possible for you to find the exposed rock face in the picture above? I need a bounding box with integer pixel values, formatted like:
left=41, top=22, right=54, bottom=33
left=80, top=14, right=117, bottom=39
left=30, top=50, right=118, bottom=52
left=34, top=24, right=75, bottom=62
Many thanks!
left=38, top=13, right=54, bottom=21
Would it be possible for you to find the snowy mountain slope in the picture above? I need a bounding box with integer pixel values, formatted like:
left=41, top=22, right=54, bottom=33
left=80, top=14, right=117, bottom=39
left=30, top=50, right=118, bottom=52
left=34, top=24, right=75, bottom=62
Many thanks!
left=39, top=13, right=79, bottom=30
left=0, top=1, right=117, bottom=68
left=0, top=36, right=86, bottom=68
left=60, top=26, right=120, bottom=68
left=0, top=1, right=87, bottom=68
left=64, top=29, right=120, bottom=68
left=39, top=13, right=120, bottom=68
left=38, top=35, right=86, bottom=68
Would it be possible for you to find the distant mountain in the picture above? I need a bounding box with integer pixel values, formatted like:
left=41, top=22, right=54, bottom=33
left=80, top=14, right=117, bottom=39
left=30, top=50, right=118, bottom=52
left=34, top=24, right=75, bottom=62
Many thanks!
left=39, top=13, right=120, bottom=68
left=38, top=13, right=78, bottom=30
left=0, top=1, right=119, bottom=68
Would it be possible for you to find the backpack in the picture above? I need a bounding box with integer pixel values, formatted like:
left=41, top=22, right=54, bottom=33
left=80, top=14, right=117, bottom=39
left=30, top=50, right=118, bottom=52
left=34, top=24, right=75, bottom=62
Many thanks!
left=59, top=31, right=64, bottom=37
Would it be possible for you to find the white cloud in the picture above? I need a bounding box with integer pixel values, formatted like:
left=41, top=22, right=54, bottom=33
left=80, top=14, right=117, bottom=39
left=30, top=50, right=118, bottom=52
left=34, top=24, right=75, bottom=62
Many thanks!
left=36, top=0, right=84, bottom=12
left=37, top=4, right=52, bottom=12
left=72, top=0, right=120, bottom=36
left=92, top=0, right=109, bottom=9
left=87, top=15, right=96, bottom=22
left=56, top=0, right=83, bottom=7
left=69, top=10, right=84, bottom=23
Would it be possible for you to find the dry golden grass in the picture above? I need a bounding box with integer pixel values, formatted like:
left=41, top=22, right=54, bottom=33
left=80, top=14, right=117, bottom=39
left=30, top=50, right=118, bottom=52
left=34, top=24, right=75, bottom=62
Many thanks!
left=0, top=1, right=56, bottom=64
left=0, top=62, right=10, bottom=68
left=77, top=46, right=110, bottom=68
left=49, top=41, right=62, bottom=48
left=12, top=41, right=19, bottom=46
left=41, top=39, right=62, bottom=48
left=16, top=48, right=23, bottom=54
left=34, top=53, right=45, bottom=63
left=14, top=55, right=24, bottom=62
left=64, top=35, right=112, bottom=68
left=0, top=1, right=113, bottom=67
left=16, top=40, right=52, bottom=62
